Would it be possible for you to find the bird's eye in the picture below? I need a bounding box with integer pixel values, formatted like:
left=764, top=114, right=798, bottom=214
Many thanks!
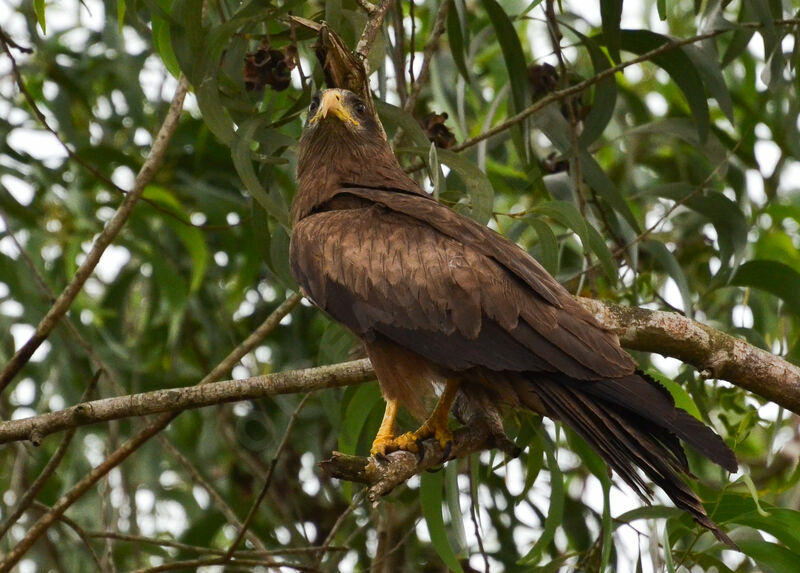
left=309, top=95, right=320, bottom=114
left=354, top=101, right=367, bottom=115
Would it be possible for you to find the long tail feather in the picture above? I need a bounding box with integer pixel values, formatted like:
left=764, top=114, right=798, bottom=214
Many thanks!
left=519, top=373, right=737, bottom=548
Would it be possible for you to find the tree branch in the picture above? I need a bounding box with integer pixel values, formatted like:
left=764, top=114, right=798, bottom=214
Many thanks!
left=355, top=0, right=393, bottom=72
left=0, top=360, right=373, bottom=446
left=578, top=299, right=800, bottom=413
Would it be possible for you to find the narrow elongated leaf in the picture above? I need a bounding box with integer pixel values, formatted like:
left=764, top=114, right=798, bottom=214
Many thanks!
left=600, top=0, right=623, bottom=63
left=729, top=260, right=800, bottom=318
left=683, top=43, right=735, bottom=122
left=643, top=240, right=693, bottom=314
left=616, top=30, right=710, bottom=142
left=479, top=0, right=528, bottom=123
left=576, top=31, right=617, bottom=147
left=585, top=223, right=617, bottom=283
left=480, top=0, right=530, bottom=162
left=196, top=63, right=235, bottom=145
left=525, top=216, right=559, bottom=275
left=436, top=148, right=494, bottom=224
left=339, top=384, right=382, bottom=456
left=376, top=101, right=431, bottom=150
left=231, top=115, right=290, bottom=229
left=34, top=0, right=46, bottom=33
left=519, top=432, right=564, bottom=564
left=738, top=540, right=800, bottom=572
left=645, top=369, right=703, bottom=419
left=447, top=1, right=471, bottom=83
left=143, top=186, right=209, bottom=293
left=420, top=471, right=464, bottom=573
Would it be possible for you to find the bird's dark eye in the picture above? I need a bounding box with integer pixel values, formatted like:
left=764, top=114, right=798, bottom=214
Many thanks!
left=309, top=95, right=320, bottom=114
left=354, top=101, right=367, bottom=115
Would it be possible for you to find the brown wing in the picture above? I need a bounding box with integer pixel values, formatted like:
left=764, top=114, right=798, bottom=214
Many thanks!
left=289, top=191, right=635, bottom=380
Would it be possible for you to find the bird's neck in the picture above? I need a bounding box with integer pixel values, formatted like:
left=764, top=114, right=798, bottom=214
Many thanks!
left=293, top=136, right=423, bottom=224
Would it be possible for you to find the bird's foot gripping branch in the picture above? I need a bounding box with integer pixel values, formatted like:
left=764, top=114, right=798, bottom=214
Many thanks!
left=320, top=423, right=520, bottom=504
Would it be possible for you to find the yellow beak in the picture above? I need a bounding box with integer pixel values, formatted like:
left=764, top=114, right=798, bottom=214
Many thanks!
left=310, top=90, right=359, bottom=126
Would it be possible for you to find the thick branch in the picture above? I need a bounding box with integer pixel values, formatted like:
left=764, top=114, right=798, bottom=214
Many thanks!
left=578, top=299, right=800, bottom=413
left=0, top=360, right=373, bottom=446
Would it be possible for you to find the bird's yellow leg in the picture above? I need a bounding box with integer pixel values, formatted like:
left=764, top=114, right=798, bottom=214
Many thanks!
left=370, top=399, right=399, bottom=457
left=393, top=379, right=460, bottom=454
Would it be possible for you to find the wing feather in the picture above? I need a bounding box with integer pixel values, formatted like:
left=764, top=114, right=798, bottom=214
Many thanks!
left=290, top=197, right=634, bottom=379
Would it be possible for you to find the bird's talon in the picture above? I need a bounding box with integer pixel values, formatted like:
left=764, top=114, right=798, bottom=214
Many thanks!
left=441, top=440, right=453, bottom=462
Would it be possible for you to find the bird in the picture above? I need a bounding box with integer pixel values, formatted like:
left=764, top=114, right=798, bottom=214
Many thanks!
left=289, top=88, right=738, bottom=546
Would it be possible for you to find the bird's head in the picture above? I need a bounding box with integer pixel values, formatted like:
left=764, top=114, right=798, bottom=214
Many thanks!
left=293, top=88, right=424, bottom=222
left=298, top=89, right=383, bottom=169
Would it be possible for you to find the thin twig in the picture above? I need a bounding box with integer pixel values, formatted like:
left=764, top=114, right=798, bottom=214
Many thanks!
left=0, top=372, right=102, bottom=539
left=30, top=502, right=104, bottom=570
left=314, top=490, right=366, bottom=568
left=469, top=463, right=490, bottom=573
left=355, top=0, right=377, bottom=15
left=403, top=0, right=452, bottom=113
left=132, top=557, right=314, bottom=573
left=0, top=74, right=190, bottom=393
left=356, top=0, right=394, bottom=73
left=0, top=292, right=302, bottom=572
left=158, top=437, right=269, bottom=553
left=221, top=393, right=314, bottom=562
left=87, top=531, right=348, bottom=557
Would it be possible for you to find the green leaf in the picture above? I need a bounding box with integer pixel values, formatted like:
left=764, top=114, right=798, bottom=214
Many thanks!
left=117, top=0, right=126, bottom=32
left=532, top=201, right=590, bottom=249
left=585, top=223, right=617, bottom=283
left=34, top=0, right=46, bottom=33
left=617, top=30, right=710, bottom=142
left=737, top=540, right=800, bottom=573
left=429, top=142, right=443, bottom=200
left=447, top=1, right=471, bottom=83
left=436, top=148, right=494, bottom=224
left=683, top=43, right=735, bottom=122
left=657, top=0, right=667, bottom=21
left=479, top=0, right=528, bottom=124
left=663, top=527, right=676, bottom=572
left=445, top=462, right=467, bottom=552
left=519, top=431, right=564, bottom=564
left=524, top=216, right=559, bottom=275
left=730, top=260, right=800, bottom=318
left=231, top=115, right=290, bottom=229
left=646, top=184, right=747, bottom=273
left=479, top=0, right=530, bottom=162
left=420, top=471, right=464, bottom=573
left=582, top=149, right=640, bottom=233
left=645, top=370, right=703, bottom=420
left=196, top=62, right=236, bottom=145
left=268, top=226, right=295, bottom=288
left=643, top=240, right=692, bottom=314
left=600, top=0, right=623, bottom=63
left=142, top=186, right=209, bottom=294
left=338, top=384, right=382, bottom=456
left=376, top=101, right=431, bottom=150
left=151, top=16, right=181, bottom=78
left=728, top=508, right=800, bottom=554
left=576, top=31, right=617, bottom=147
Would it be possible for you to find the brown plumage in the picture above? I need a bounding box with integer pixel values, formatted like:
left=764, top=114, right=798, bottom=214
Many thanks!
left=290, top=89, right=737, bottom=545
